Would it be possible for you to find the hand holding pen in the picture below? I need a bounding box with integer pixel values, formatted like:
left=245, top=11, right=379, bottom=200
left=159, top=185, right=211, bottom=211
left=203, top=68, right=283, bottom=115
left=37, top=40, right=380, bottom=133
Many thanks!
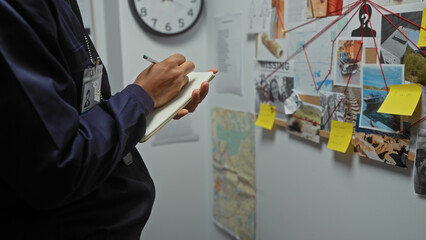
left=134, top=53, right=194, bottom=108
left=134, top=54, right=218, bottom=118
left=142, top=55, right=158, bottom=64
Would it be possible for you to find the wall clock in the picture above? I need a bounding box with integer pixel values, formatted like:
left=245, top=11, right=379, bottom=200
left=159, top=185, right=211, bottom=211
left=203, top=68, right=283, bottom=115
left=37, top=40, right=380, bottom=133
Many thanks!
left=129, top=0, right=204, bottom=36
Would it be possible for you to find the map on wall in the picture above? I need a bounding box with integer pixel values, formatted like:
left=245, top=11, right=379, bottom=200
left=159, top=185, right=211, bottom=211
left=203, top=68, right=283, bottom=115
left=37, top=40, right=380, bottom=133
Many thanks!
left=212, top=108, right=256, bottom=240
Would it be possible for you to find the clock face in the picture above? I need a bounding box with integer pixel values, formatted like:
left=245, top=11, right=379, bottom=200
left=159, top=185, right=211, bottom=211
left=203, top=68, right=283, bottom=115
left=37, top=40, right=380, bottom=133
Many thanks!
left=129, top=0, right=203, bottom=36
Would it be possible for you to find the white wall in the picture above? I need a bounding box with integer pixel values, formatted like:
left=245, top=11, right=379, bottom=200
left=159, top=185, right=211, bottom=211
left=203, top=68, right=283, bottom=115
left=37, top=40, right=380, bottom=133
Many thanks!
left=112, top=1, right=211, bottom=240
left=205, top=1, right=426, bottom=240
left=97, top=1, right=426, bottom=240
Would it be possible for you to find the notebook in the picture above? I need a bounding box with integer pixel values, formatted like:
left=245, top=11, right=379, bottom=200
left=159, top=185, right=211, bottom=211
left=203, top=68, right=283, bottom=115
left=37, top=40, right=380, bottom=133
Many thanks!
left=140, top=71, right=215, bottom=142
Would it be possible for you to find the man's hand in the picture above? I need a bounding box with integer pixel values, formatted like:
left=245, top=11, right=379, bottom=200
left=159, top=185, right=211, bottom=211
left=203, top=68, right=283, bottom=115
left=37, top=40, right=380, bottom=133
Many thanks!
left=174, top=68, right=218, bottom=120
left=134, top=54, right=195, bottom=108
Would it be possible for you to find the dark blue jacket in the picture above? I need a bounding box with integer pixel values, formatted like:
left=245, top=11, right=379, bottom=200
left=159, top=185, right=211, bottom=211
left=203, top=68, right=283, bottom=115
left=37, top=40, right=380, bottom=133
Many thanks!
left=0, top=0, right=155, bottom=239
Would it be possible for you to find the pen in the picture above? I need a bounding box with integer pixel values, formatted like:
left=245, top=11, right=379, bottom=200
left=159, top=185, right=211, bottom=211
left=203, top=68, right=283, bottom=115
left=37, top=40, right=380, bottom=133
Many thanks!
left=143, top=54, right=158, bottom=64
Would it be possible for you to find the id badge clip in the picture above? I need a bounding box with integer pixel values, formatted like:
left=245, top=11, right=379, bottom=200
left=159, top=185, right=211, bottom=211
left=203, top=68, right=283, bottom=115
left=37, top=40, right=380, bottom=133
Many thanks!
left=81, top=59, right=103, bottom=113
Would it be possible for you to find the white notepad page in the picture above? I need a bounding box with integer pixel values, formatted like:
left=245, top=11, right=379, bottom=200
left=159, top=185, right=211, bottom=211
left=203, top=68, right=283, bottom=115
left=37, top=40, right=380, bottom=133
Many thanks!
left=140, top=72, right=215, bottom=142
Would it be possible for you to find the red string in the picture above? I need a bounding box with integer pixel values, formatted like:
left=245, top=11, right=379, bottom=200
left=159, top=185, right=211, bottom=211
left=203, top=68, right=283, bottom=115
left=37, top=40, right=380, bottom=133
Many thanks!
left=284, top=18, right=320, bottom=35
left=321, top=0, right=367, bottom=128
left=402, top=116, right=426, bottom=133
left=316, top=70, right=331, bottom=91
left=284, top=1, right=359, bottom=35
left=369, top=0, right=426, bottom=31
left=260, top=0, right=361, bottom=87
left=323, top=97, right=345, bottom=126
left=364, top=1, right=389, bottom=93
left=369, top=0, right=426, bottom=134
left=290, top=114, right=321, bottom=126
left=317, top=2, right=365, bottom=91
left=276, top=108, right=285, bottom=115
left=368, top=0, right=426, bottom=56
left=261, top=78, right=272, bottom=103
left=323, top=41, right=364, bottom=127
left=342, top=41, right=364, bottom=94
left=272, top=0, right=285, bottom=34
left=367, top=0, right=425, bottom=132
left=303, top=2, right=361, bottom=48
left=258, top=0, right=426, bottom=136
left=303, top=46, right=319, bottom=92
left=259, top=0, right=361, bottom=114
left=260, top=46, right=305, bottom=96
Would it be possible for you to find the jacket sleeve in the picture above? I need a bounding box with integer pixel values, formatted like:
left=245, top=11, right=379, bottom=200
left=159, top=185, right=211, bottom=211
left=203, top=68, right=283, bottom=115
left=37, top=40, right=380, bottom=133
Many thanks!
left=0, top=1, right=154, bottom=209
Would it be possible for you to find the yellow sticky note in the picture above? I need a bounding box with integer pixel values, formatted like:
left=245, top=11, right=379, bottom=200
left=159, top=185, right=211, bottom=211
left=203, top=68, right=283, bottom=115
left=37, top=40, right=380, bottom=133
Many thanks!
left=255, top=103, right=276, bottom=130
left=327, top=121, right=353, bottom=153
left=377, top=84, right=422, bottom=116
left=418, top=8, right=426, bottom=47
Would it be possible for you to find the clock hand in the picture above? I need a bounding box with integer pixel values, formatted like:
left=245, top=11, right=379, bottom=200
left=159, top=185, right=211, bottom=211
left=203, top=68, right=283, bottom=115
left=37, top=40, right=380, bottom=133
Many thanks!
left=172, top=1, right=190, bottom=10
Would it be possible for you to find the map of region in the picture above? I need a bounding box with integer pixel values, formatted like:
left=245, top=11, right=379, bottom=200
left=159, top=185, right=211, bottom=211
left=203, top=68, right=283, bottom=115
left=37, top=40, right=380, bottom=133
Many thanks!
left=211, top=108, right=256, bottom=240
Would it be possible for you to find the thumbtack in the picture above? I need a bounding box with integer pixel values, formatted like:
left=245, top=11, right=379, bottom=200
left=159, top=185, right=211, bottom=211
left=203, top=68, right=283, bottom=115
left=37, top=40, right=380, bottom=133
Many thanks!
left=358, top=40, right=363, bottom=44
left=321, top=123, right=324, bottom=127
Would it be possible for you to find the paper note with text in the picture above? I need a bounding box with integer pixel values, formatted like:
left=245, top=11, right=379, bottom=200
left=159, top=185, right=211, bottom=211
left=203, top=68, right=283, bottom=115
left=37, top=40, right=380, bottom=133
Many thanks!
left=255, top=103, right=276, bottom=130
left=328, top=121, right=353, bottom=153
left=417, top=8, right=426, bottom=47
left=378, top=84, right=422, bottom=116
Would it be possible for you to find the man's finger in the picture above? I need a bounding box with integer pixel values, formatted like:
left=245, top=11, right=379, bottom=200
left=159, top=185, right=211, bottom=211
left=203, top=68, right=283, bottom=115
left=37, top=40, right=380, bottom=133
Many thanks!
left=167, top=54, right=186, bottom=65
left=207, top=68, right=218, bottom=74
left=180, top=61, right=195, bottom=75
left=199, top=82, right=209, bottom=101
left=184, top=89, right=201, bottom=113
left=174, top=109, right=189, bottom=120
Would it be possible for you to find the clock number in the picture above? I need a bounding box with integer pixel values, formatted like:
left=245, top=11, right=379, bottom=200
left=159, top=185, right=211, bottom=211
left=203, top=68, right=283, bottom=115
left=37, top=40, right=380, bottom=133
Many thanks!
left=187, top=8, right=194, bottom=17
left=140, top=7, right=147, bottom=17
left=151, top=18, right=157, bottom=27
left=165, top=22, right=172, bottom=32
left=178, top=18, right=185, bottom=28
left=129, top=0, right=203, bottom=35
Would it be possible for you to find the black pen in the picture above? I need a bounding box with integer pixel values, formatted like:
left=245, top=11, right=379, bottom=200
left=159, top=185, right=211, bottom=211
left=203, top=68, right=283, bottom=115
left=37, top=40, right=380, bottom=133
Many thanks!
left=143, top=54, right=158, bottom=64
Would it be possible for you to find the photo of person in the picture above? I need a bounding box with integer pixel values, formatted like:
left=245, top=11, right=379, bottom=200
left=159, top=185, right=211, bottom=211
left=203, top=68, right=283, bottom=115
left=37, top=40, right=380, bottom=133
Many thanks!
left=255, top=75, right=287, bottom=120
left=81, top=81, right=95, bottom=113
left=268, top=78, right=280, bottom=104
left=255, top=61, right=295, bottom=121
left=280, top=76, right=294, bottom=103
left=319, top=91, right=345, bottom=132
left=351, top=3, right=377, bottom=37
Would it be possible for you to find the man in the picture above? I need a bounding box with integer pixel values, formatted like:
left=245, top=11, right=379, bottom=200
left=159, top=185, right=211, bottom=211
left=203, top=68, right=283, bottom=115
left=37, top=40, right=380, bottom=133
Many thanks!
left=0, top=0, right=217, bottom=239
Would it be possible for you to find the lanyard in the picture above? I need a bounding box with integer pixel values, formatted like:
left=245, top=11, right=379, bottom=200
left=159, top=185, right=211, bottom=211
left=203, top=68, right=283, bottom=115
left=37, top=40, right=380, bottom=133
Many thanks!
left=67, top=0, right=98, bottom=66
left=83, top=33, right=98, bottom=66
